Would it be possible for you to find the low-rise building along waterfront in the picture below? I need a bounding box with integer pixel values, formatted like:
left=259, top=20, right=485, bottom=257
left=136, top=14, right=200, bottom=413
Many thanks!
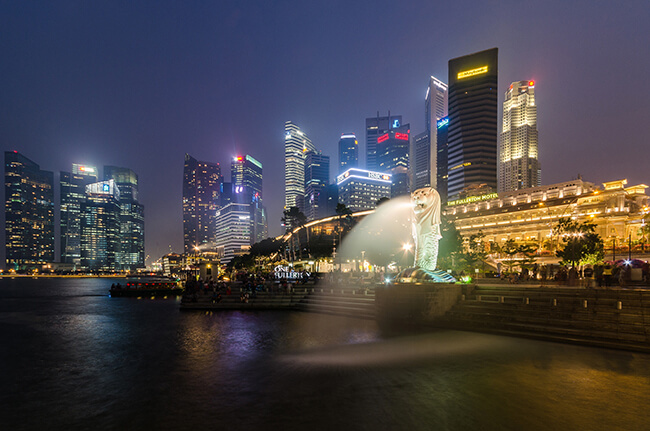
left=445, top=178, right=649, bottom=253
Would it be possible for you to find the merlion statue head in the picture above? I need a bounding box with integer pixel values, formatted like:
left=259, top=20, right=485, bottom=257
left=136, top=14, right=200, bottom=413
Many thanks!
left=411, top=187, right=441, bottom=229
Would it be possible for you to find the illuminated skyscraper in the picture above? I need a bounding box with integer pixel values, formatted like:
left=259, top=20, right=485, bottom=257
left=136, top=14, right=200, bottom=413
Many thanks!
left=284, top=121, right=316, bottom=212
left=447, top=48, right=498, bottom=200
left=183, top=154, right=222, bottom=253
left=377, top=123, right=411, bottom=197
left=365, top=113, right=402, bottom=172
left=498, top=80, right=540, bottom=192
left=80, top=180, right=121, bottom=271
left=4, top=151, right=54, bottom=269
left=215, top=203, right=252, bottom=265
left=231, top=155, right=267, bottom=243
left=336, top=168, right=391, bottom=212
left=436, top=116, right=450, bottom=203
left=414, top=76, right=448, bottom=190
left=338, top=134, right=358, bottom=174
left=104, top=166, right=145, bottom=270
left=304, top=151, right=330, bottom=221
left=61, top=164, right=98, bottom=266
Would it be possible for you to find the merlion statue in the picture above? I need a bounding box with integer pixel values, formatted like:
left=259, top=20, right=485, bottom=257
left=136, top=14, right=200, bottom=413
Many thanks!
left=411, top=187, right=442, bottom=271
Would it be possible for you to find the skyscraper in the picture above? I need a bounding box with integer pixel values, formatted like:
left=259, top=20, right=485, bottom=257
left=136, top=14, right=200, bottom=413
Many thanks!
left=338, top=134, right=358, bottom=174
left=183, top=154, right=222, bottom=253
left=80, top=180, right=121, bottom=271
left=104, top=166, right=145, bottom=270
left=336, top=168, right=391, bottom=212
left=214, top=202, right=252, bottom=265
left=447, top=48, right=498, bottom=200
left=61, top=164, right=98, bottom=266
left=231, top=154, right=267, bottom=243
left=376, top=123, right=411, bottom=197
left=416, top=76, right=448, bottom=190
left=4, top=151, right=54, bottom=269
left=284, top=121, right=316, bottom=212
left=304, top=151, right=330, bottom=221
left=498, top=80, right=540, bottom=192
left=365, top=113, right=402, bottom=172
left=436, top=116, right=450, bottom=203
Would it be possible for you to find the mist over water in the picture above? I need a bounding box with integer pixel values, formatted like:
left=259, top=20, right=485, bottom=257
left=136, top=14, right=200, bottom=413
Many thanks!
left=1, top=278, right=650, bottom=431
left=338, top=196, right=413, bottom=267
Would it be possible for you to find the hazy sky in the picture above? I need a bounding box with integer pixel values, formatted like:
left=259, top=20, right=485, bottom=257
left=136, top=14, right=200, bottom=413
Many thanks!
left=2, top=0, right=650, bottom=264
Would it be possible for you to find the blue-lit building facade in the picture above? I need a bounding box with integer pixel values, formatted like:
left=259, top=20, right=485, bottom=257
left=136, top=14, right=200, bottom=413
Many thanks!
left=436, top=117, right=450, bottom=203
left=104, top=166, right=145, bottom=270
left=338, top=134, right=358, bottom=174
left=4, top=151, right=54, bottom=269
left=80, top=180, right=121, bottom=271
left=304, top=151, right=330, bottom=221
left=60, top=164, right=98, bottom=266
left=337, top=168, right=391, bottom=212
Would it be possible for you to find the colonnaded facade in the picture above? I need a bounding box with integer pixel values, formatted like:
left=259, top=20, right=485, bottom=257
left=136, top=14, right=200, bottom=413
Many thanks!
left=444, top=178, right=649, bottom=253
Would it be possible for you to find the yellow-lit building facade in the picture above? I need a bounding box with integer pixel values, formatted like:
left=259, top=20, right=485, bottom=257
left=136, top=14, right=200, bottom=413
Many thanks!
left=445, top=179, right=649, bottom=255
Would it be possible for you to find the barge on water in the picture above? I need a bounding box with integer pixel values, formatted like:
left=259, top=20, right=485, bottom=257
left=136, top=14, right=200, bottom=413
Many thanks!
left=109, top=276, right=184, bottom=297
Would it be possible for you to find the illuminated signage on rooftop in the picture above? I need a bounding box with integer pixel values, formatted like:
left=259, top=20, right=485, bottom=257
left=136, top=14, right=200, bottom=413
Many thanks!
left=392, top=119, right=400, bottom=128
left=457, top=66, right=488, bottom=80
left=437, top=117, right=449, bottom=129
left=447, top=193, right=498, bottom=206
left=377, top=134, right=389, bottom=143
left=336, top=169, right=391, bottom=185
left=395, top=133, right=409, bottom=141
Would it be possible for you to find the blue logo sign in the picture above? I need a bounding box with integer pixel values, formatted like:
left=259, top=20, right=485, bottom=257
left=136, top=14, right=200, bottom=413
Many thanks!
left=103, top=184, right=110, bottom=192
left=437, top=117, right=449, bottom=129
left=392, top=119, right=400, bottom=128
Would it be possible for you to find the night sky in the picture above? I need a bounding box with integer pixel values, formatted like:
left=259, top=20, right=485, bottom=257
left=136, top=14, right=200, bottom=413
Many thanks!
left=2, top=1, right=649, bottom=265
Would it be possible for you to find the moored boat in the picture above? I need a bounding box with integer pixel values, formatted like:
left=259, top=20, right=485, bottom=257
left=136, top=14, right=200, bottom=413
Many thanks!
left=109, top=276, right=183, bottom=297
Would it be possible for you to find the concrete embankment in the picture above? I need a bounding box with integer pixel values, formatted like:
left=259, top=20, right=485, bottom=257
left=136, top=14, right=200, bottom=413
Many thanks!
left=439, top=284, right=650, bottom=353
left=180, top=284, right=377, bottom=318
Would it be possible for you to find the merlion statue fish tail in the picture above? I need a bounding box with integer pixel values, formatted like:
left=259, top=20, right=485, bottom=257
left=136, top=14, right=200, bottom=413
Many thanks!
left=411, top=187, right=442, bottom=272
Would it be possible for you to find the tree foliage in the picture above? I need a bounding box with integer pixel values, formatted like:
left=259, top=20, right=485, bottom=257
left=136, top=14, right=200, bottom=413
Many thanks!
left=554, top=218, right=604, bottom=267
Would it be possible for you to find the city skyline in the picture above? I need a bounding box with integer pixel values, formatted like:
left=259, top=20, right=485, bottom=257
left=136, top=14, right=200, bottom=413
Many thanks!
left=2, top=1, right=650, bottom=264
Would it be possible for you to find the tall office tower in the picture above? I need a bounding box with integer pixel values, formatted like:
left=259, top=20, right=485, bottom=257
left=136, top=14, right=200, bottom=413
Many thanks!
left=336, top=168, right=391, bottom=212
left=4, top=151, right=54, bottom=269
left=436, top=117, right=450, bottom=203
left=304, top=151, right=330, bottom=221
left=183, top=154, right=222, bottom=253
left=60, top=164, right=98, bottom=266
left=214, top=202, right=252, bottom=265
left=377, top=123, right=411, bottom=197
left=231, top=155, right=267, bottom=243
left=365, top=113, right=402, bottom=172
left=421, top=76, right=449, bottom=189
left=498, top=80, right=540, bottom=192
left=447, top=48, right=498, bottom=200
left=104, top=166, right=145, bottom=270
left=338, top=134, right=358, bottom=174
left=285, top=121, right=316, bottom=212
left=413, top=131, right=431, bottom=190
left=80, top=180, right=121, bottom=271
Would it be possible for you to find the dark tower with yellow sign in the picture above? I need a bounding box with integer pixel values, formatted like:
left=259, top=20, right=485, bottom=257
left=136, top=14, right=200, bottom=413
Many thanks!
left=447, top=48, right=498, bottom=200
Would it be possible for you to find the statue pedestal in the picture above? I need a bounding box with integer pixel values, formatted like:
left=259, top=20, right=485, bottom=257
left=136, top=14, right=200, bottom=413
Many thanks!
left=375, top=282, right=463, bottom=328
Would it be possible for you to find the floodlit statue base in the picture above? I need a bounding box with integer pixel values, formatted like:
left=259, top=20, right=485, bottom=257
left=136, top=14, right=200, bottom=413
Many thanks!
left=395, top=267, right=456, bottom=284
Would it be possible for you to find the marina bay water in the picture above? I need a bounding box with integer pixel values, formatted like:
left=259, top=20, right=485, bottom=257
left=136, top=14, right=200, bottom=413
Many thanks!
left=1, top=277, right=649, bottom=431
